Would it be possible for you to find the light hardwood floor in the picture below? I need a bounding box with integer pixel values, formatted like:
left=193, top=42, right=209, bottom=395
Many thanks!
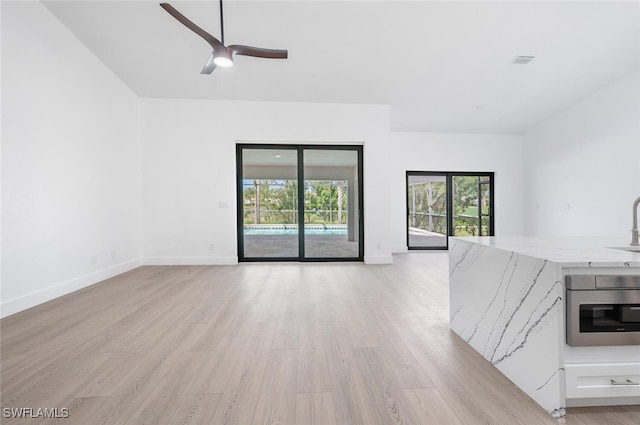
left=1, top=253, right=639, bottom=424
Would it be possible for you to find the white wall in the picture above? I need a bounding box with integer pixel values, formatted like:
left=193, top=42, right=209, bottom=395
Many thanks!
left=388, top=132, right=525, bottom=252
left=1, top=2, right=143, bottom=317
left=140, top=99, right=392, bottom=264
left=523, top=71, right=640, bottom=238
left=141, top=99, right=526, bottom=260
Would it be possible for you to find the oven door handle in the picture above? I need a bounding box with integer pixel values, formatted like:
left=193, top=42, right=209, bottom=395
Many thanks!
left=610, top=379, right=640, bottom=386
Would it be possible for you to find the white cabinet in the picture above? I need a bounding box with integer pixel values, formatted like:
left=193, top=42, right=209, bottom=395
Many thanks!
left=565, top=363, right=640, bottom=399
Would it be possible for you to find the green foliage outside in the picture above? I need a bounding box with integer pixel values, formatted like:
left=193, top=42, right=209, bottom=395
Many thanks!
left=452, top=176, right=484, bottom=236
left=243, top=179, right=348, bottom=225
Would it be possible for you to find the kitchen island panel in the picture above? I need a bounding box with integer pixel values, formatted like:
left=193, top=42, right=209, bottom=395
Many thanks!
left=449, top=237, right=566, bottom=420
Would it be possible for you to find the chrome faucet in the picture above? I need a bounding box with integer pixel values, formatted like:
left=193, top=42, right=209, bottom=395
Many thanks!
left=633, top=195, right=640, bottom=246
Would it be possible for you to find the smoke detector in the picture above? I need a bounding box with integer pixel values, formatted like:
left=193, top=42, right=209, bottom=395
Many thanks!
left=513, top=55, right=535, bottom=64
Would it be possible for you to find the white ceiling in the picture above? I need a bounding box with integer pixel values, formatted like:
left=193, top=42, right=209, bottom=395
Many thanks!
left=42, top=0, right=640, bottom=134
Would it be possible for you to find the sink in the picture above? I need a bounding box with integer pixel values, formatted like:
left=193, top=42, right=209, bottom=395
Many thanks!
left=609, top=246, right=640, bottom=253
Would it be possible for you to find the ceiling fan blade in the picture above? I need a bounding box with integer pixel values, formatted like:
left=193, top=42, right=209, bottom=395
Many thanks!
left=160, top=3, right=225, bottom=53
left=201, top=52, right=216, bottom=74
left=228, top=45, right=288, bottom=59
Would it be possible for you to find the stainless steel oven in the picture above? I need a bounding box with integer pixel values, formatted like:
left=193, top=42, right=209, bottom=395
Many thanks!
left=566, top=275, right=640, bottom=346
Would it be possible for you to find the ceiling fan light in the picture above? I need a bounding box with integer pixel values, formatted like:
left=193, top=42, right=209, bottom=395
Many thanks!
left=213, top=49, right=234, bottom=67
left=214, top=57, right=233, bottom=67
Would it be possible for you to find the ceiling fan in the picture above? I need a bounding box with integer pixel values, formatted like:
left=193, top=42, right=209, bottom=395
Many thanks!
left=160, top=1, right=288, bottom=74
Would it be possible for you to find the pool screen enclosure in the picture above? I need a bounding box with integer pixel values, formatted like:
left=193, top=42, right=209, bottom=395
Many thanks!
left=237, top=144, right=364, bottom=261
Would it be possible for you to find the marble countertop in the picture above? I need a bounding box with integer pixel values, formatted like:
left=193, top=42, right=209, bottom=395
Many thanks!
left=450, top=236, right=640, bottom=268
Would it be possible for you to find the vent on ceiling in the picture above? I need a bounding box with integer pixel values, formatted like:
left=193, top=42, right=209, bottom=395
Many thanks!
left=513, top=55, right=535, bottom=65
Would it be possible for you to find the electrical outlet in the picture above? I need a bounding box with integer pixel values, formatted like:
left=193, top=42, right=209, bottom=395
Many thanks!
left=90, top=256, right=97, bottom=265
left=209, top=243, right=215, bottom=251
left=111, top=250, right=116, bottom=260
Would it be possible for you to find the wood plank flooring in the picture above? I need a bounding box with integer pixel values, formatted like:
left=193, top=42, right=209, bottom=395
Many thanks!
left=1, top=253, right=638, bottom=424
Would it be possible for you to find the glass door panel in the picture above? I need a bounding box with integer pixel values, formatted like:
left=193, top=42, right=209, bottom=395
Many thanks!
left=451, top=174, right=493, bottom=237
left=452, top=175, right=482, bottom=237
left=240, top=147, right=299, bottom=259
left=407, top=174, right=448, bottom=248
left=303, top=149, right=360, bottom=258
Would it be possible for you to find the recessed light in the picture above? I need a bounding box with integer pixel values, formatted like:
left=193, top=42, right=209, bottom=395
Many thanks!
left=275, top=155, right=282, bottom=158
left=513, top=55, right=535, bottom=65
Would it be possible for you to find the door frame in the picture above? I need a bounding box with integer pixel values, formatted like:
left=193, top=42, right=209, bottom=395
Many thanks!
left=237, top=143, right=364, bottom=262
left=406, top=171, right=495, bottom=250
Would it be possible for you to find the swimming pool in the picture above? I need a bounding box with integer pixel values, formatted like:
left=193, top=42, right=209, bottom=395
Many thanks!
left=244, top=225, right=347, bottom=236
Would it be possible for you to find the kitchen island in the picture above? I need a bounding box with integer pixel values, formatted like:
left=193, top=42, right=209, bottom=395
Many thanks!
left=448, top=236, right=640, bottom=421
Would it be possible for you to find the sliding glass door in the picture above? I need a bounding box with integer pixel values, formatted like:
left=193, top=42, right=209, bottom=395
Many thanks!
left=407, top=172, right=494, bottom=250
left=237, top=144, right=363, bottom=261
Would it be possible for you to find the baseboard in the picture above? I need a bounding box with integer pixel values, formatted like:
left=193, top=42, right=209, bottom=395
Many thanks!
left=1, top=258, right=143, bottom=319
left=142, top=256, right=239, bottom=266
left=364, top=255, right=393, bottom=264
